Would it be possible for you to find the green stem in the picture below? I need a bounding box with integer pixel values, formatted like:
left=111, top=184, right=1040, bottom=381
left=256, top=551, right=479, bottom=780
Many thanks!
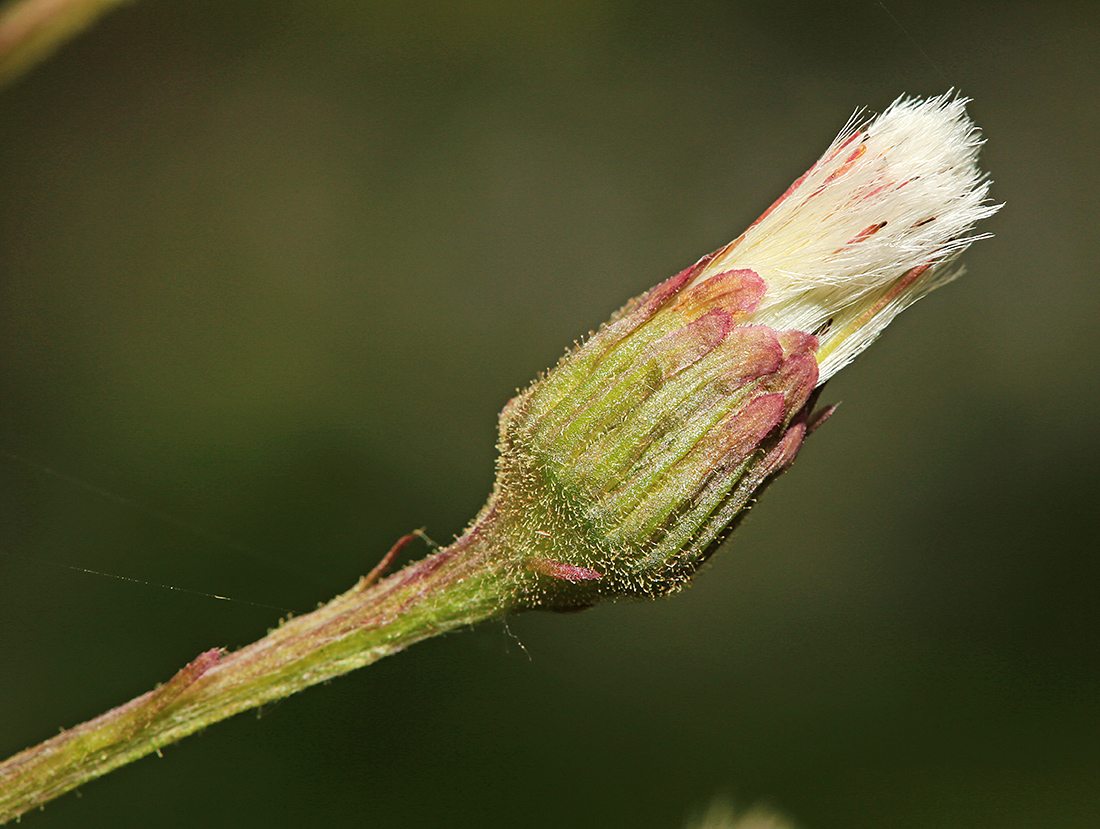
left=0, top=516, right=519, bottom=824
left=0, top=0, right=136, bottom=87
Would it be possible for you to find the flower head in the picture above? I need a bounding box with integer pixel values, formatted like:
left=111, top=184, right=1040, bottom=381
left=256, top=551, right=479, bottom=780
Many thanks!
left=485, top=94, right=999, bottom=607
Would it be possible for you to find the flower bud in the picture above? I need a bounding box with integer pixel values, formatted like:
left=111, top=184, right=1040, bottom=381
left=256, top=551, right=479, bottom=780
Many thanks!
left=483, top=94, right=998, bottom=608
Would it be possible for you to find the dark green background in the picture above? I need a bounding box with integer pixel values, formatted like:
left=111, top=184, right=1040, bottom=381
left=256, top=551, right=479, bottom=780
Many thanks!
left=2, top=1, right=1097, bottom=826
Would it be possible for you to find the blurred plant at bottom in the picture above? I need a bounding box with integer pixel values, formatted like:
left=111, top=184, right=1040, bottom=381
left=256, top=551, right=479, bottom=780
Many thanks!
left=686, top=798, right=797, bottom=829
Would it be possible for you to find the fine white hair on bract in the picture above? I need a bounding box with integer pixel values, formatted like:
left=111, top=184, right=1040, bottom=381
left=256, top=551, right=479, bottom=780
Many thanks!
left=696, top=92, right=1001, bottom=383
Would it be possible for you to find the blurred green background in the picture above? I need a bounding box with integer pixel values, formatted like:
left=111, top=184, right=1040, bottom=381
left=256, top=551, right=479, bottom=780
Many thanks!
left=1, top=0, right=1097, bottom=826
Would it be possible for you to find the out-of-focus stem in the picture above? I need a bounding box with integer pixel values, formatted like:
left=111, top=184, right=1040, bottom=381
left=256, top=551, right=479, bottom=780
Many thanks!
left=0, top=520, right=518, bottom=824
left=0, top=0, right=135, bottom=87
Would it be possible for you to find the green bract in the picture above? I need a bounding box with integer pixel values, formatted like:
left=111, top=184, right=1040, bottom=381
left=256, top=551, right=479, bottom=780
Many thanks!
left=484, top=260, right=827, bottom=607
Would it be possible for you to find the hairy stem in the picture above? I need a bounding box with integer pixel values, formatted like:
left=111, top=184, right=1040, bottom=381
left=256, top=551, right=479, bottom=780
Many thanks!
left=0, top=519, right=519, bottom=823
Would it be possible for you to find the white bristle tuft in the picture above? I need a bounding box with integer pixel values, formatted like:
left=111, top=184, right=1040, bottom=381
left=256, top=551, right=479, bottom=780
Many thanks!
left=695, top=93, right=1000, bottom=382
